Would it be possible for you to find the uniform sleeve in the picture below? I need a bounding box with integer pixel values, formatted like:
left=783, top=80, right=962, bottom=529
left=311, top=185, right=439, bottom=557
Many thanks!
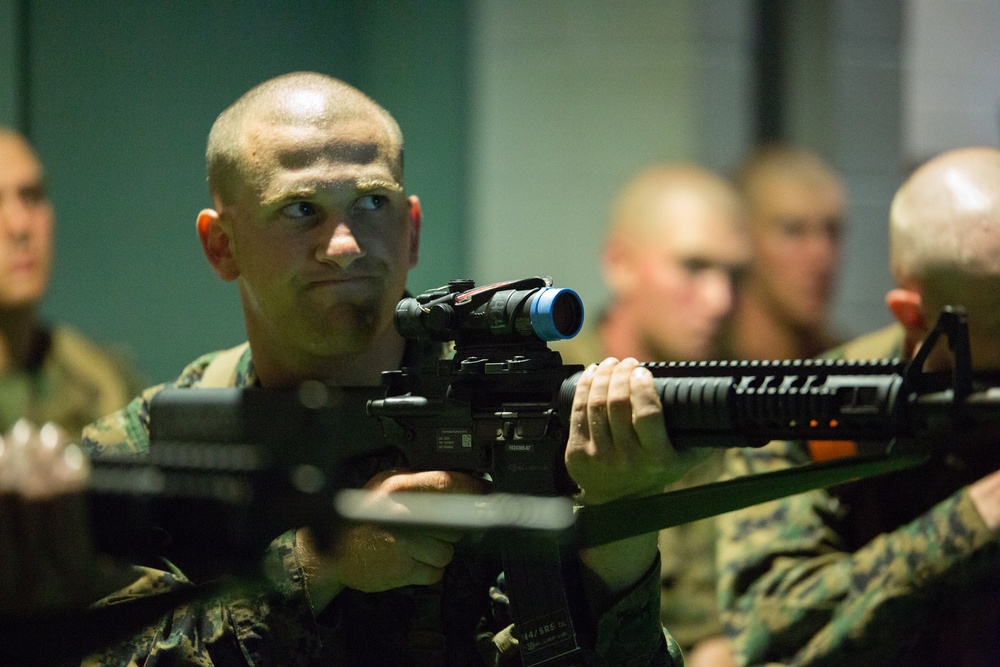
left=82, top=530, right=326, bottom=666
left=486, top=554, right=683, bottom=666
left=80, top=349, right=221, bottom=457
left=657, top=451, right=728, bottom=653
left=591, top=554, right=684, bottom=666
left=81, top=352, right=318, bottom=666
left=716, top=442, right=997, bottom=666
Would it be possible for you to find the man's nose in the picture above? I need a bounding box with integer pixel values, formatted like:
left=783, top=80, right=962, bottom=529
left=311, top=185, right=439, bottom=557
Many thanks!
left=803, top=229, right=840, bottom=270
left=0, top=199, right=32, bottom=241
left=703, top=270, right=736, bottom=318
left=317, top=221, right=366, bottom=268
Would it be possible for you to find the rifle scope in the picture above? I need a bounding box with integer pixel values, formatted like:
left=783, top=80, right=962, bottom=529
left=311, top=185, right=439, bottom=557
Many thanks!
left=395, top=277, right=584, bottom=343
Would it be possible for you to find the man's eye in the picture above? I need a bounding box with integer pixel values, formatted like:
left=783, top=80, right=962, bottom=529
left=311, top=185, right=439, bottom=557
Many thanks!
left=729, top=266, right=748, bottom=288
left=355, top=195, right=388, bottom=211
left=779, top=219, right=806, bottom=238
left=681, top=258, right=711, bottom=275
left=281, top=202, right=318, bottom=219
left=824, top=218, right=844, bottom=242
left=20, top=185, right=47, bottom=205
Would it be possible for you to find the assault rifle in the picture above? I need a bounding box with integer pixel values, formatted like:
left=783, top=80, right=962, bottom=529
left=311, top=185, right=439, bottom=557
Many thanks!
left=8, top=277, right=1000, bottom=666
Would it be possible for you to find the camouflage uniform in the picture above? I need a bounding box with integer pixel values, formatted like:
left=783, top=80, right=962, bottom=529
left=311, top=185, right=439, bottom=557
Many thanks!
left=0, top=325, right=141, bottom=438
left=554, top=322, right=727, bottom=654
left=716, top=324, right=1000, bottom=666
left=81, top=340, right=683, bottom=666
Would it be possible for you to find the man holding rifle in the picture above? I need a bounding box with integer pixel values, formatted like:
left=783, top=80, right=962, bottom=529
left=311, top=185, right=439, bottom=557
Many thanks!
left=33, top=72, right=701, bottom=665
left=716, top=147, right=1000, bottom=665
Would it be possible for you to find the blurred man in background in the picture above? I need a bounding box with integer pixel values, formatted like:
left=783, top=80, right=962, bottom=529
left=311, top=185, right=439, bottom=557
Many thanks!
left=557, top=164, right=749, bottom=365
left=556, top=163, right=750, bottom=667
left=717, top=146, right=1000, bottom=666
left=0, top=128, right=140, bottom=437
left=725, top=144, right=845, bottom=361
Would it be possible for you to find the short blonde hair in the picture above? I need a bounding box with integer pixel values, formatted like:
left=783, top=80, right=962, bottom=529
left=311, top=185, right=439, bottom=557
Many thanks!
left=205, top=72, right=403, bottom=206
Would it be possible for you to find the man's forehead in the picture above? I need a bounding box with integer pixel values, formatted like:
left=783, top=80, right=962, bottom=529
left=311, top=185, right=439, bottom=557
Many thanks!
left=0, top=135, right=43, bottom=182
left=762, top=174, right=842, bottom=206
left=653, top=212, right=749, bottom=261
left=243, top=117, right=396, bottom=167
left=232, top=116, right=403, bottom=202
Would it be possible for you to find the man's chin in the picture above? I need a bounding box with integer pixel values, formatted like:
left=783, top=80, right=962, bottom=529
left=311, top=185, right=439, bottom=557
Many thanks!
left=308, top=305, right=391, bottom=353
left=658, top=340, right=713, bottom=363
left=0, top=290, right=44, bottom=311
left=790, top=304, right=830, bottom=332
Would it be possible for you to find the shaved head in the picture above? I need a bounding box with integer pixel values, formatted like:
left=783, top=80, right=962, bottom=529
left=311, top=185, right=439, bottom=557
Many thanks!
left=0, top=127, right=30, bottom=147
left=206, top=72, right=403, bottom=206
left=610, top=164, right=745, bottom=242
left=735, top=144, right=843, bottom=220
left=891, top=147, right=1000, bottom=285
left=889, top=147, right=1000, bottom=359
left=0, top=129, right=42, bottom=176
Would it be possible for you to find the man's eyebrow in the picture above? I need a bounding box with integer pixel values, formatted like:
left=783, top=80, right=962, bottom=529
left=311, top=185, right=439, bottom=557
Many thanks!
left=19, top=178, right=47, bottom=194
left=355, top=177, right=403, bottom=193
left=261, top=178, right=403, bottom=206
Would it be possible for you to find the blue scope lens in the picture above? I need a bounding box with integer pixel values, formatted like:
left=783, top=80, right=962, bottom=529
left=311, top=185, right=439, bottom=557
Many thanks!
left=529, top=287, right=584, bottom=341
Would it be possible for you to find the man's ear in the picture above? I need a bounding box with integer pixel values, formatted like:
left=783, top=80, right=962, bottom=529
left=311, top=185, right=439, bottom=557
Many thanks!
left=886, top=287, right=928, bottom=351
left=406, top=195, right=421, bottom=268
left=197, top=209, right=239, bottom=281
left=602, top=236, right=637, bottom=295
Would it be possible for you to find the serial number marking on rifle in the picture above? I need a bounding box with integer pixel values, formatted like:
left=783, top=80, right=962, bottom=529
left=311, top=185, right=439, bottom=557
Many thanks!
left=521, top=610, right=575, bottom=653
left=435, top=428, right=473, bottom=450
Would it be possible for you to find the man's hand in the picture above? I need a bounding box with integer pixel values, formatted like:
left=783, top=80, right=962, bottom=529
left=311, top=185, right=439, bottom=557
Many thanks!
left=0, top=419, right=98, bottom=614
left=297, top=469, right=489, bottom=613
left=565, top=358, right=707, bottom=595
left=969, top=466, right=1000, bottom=531
left=565, top=357, right=704, bottom=506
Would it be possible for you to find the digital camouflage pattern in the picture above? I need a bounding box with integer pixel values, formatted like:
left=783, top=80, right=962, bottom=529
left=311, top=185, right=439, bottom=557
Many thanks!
left=656, top=454, right=726, bottom=651
left=0, top=326, right=142, bottom=438
left=555, top=322, right=727, bottom=654
left=80, top=341, right=682, bottom=666
left=716, top=324, right=1000, bottom=666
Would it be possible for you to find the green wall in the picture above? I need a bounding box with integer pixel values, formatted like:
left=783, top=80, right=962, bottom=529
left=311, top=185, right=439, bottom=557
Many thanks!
left=0, top=0, right=20, bottom=127
left=22, top=1, right=469, bottom=383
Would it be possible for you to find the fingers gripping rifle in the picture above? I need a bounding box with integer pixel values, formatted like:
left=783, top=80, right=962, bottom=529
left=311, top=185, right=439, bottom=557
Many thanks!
left=58, top=278, right=1000, bottom=665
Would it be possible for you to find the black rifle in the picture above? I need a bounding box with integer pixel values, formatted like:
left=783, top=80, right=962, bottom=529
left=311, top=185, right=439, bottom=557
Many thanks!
left=7, top=277, right=1000, bottom=665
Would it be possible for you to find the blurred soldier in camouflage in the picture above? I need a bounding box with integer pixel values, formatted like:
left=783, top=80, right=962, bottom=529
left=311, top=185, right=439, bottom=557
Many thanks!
left=724, top=144, right=845, bottom=361
left=0, top=128, right=142, bottom=620
left=71, top=72, right=700, bottom=665
left=556, top=164, right=750, bottom=667
left=0, top=128, right=140, bottom=437
left=716, top=147, right=1000, bottom=665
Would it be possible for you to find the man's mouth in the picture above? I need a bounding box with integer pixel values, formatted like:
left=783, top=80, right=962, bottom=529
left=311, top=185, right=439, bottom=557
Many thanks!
left=8, top=256, right=37, bottom=273
left=307, top=274, right=378, bottom=288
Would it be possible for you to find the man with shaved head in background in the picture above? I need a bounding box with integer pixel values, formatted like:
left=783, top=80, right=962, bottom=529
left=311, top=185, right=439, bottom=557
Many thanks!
left=559, top=164, right=750, bottom=366
left=0, top=128, right=140, bottom=436
left=58, top=73, right=700, bottom=665
left=725, top=144, right=845, bottom=361
left=557, top=164, right=750, bottom=667
left=716, top=147, right=1000, bottom=666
